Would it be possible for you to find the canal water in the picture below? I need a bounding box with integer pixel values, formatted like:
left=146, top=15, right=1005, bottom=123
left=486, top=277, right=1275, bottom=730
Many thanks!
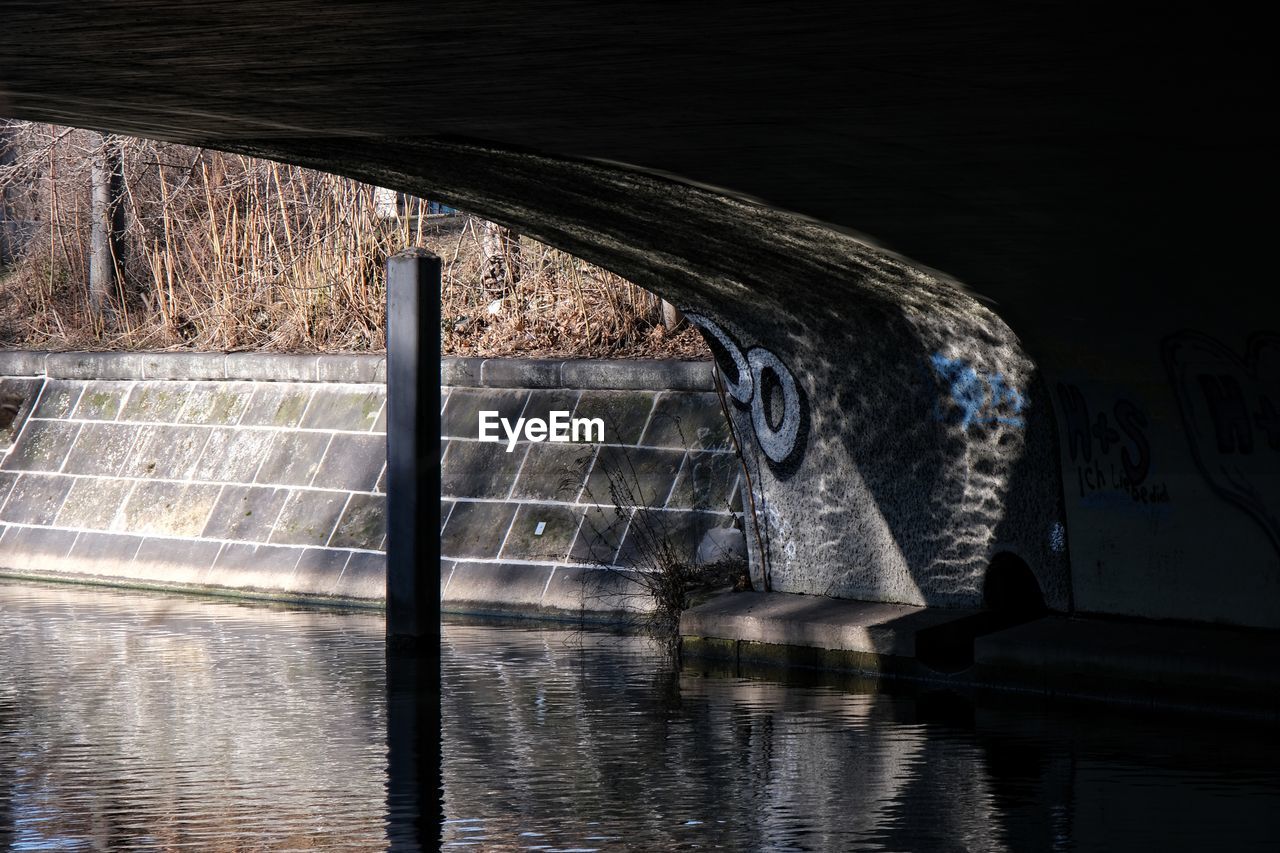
left=1, top=580, right=1278, bottom=851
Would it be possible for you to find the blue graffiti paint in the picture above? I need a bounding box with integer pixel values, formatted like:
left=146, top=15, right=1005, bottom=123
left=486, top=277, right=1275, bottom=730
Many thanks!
left=930, top=353, right=1025, bottom=429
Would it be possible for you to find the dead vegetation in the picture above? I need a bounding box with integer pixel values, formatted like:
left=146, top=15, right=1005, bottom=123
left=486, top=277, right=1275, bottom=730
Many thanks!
left=0, top=121, right=708, bottom=359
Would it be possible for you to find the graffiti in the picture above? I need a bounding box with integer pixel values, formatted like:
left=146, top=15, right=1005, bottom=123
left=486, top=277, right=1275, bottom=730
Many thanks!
left=1057, top=382, right=1170, bottom=506
left=1162, top=331, right=1280, bottom=552
left=686, top=312, right=808, bottom=474
left=929, top=353, right=1024, bottom=429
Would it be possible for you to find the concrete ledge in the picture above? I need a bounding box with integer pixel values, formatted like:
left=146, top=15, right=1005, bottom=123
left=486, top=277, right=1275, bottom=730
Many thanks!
left=0, top=351, right=47, bottom=376
left=439, top=357, right=714, bottom=391
left=1, top=350, right=388, bottom=383
left=680, top=590, right=979, bottom=658
left=3, top=351, right=710, bottom=391
left=974, top=616, right=1280, bottom=710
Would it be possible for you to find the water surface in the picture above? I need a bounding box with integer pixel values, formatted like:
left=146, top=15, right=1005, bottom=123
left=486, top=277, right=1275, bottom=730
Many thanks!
left=1, top=580, right=1277, bottom=851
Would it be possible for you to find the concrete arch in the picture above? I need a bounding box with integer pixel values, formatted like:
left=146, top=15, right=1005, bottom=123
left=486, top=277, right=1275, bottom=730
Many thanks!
left=3, top=3, right=1278, bottom=624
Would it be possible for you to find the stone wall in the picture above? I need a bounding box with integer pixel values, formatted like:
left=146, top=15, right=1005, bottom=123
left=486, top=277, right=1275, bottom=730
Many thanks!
left=0, top=352, right=738, bottom=618
left=0, top=351, right=389, bottom=601
left=438, top=358, right=742, bottom=617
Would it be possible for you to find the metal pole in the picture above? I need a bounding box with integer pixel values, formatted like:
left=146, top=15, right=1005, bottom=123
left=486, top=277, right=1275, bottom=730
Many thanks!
left=386, top=248, right=442, bottom=641
left=384, top=249, right=443, bottom=850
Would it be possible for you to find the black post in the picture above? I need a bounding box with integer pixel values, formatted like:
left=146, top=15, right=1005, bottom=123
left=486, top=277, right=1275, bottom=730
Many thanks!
left=386, top=248, right=441, bottom=641
left=384, top=249, right=443, bottom=850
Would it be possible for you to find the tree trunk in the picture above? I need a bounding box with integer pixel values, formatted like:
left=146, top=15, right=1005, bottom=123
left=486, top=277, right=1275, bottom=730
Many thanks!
left=373, top=186, right=399, bottom=219
left=88, top=131, right=124, bottom=318
left=661, top=299, right=684, bottom=331
left=479, top=219, right=521, bottom=295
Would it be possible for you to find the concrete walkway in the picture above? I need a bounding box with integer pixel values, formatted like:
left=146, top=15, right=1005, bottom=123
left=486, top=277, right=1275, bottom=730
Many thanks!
left=680, top=591, right=1280, bottom=718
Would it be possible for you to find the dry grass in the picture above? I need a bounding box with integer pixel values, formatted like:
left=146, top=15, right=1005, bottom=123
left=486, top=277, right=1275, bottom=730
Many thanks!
left=0, top=121, right=708, bottom=360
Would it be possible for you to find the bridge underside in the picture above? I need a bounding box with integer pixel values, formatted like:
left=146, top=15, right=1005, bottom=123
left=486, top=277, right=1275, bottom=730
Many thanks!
left=1, top=4, right=1276, bottom=625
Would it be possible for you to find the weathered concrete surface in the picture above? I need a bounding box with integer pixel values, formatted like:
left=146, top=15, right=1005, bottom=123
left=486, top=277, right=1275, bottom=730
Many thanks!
left=682, top=590, right=1280, bottom=715
left=1, top=6, right=1277, bottom=626
left=1, top=352, right=727, bottom=617
left=973, top=617, right=1280, bottom=712
left=680, top=590, right=979, bottom=658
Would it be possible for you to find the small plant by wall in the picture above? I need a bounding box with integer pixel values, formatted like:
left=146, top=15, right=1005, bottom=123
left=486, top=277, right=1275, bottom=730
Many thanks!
left=577, top=410, right=749, bottom=639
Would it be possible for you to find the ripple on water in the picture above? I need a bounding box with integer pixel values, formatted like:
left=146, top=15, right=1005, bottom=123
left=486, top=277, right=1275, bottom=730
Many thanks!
left=3, top=580, right=1280, bottom=851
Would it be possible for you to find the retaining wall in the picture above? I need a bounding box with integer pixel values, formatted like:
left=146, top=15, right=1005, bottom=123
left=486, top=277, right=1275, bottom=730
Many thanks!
left=0, top=352, right=738, bottom=618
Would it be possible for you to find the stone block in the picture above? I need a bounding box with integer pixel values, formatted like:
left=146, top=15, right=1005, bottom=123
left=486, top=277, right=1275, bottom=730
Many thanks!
left=440, top=500, right=516, bottom=559
left=0, top=473, right=74, bottom=525
left=332, top=550, right=385, bottom=599
left=191, top=427, right=275, bottom=482
left=0, top=472, right=16, bottom=507
left=316, top=354, right=382, bottom=383
left=0, top=377, right=42, bottom=450
left=140, top=352, right=226, bottom=380
left=291, top=547, right=351, bottom=595
left=540, top=565, right=652, bottom=613
left=569, top=503, right=629, bottom=565
left=571, top=390, right=655, bottom=445
left=441, top=387, right=528, bottom=439
left=375, top=463, right=387, bottom=493
left=119, top=482, right=221, bottom=537
left=253, top=431, right=333, bottom=486
left=442, top=561, right=554, bottom=608
left=239, top=384, right=314, bottom=427
left=0, top=350, right=47, bottom=376
left=46, top=351, right=149, bottom=380
left=559, top=359, right=714, bottom=391
left=499, top=503, right=581, bottom=563
left=680, top=591, right=974, bottom=658
left=312, top=433, right=384, bottom=491
left=509, top=442, right=595, bottom=502
left=176, top=382, right=254, bottom=424
left=328, top=492, right=386, bottom=550
left=123, top=424, right=212, bottom=479
left=55, top=477, right=134, bottom=529
left=1, top=420, right=80, bottom=472
left=202, top=485, right=289, bottom=542
left=640, top=391, right=733, bottom=451
left=616, top=509, right=732, bottom=570
left=299, top=386, right=385, bottom=432
left=64, top=531, right=146, bottom=578
left=119, top=382, right=192, bottom=422
left=440, top=559, right=456, bottom=598
left=440, top=357, right=483, bottom=386
left=0, top=525, right=78, bottom=572
left=697, top=526, right=748, bottom=564
left=31, top=379, right=85, bottom=419
left=61, top=422, right=140, bottom=476
left=667, top=450, right=741, bottom=511
left=440, top=500, right=453, bottom=532
left=131, top=537, right=222, bottom=584
left=519, top=389, right=581, bottom=425
left=224, top=352, right=317, bottom=382
left=70, top=381, right=133, bottom=420
left=581, top=445, right=685, bottom=508
left=204, top=541, right=303, bottom=590
left=268, top=489, right=348, bottom=546
left=441, top=439, right=528, bottom=499
left=480, top=358, right=562, bottom=388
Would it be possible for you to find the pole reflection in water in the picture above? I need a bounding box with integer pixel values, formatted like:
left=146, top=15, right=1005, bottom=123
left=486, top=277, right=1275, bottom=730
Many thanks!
left=2, top=581, right=1280, bottom=851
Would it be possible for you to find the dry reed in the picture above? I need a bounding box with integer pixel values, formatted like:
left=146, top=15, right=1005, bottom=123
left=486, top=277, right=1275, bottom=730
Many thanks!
left=0, top=121, right=707, bottom=359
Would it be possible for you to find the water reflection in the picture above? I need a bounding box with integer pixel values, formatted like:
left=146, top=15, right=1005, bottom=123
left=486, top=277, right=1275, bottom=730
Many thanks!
left=2, top=581, right=1279, bottom=851
left=0, top=581, right=388, bottom=850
